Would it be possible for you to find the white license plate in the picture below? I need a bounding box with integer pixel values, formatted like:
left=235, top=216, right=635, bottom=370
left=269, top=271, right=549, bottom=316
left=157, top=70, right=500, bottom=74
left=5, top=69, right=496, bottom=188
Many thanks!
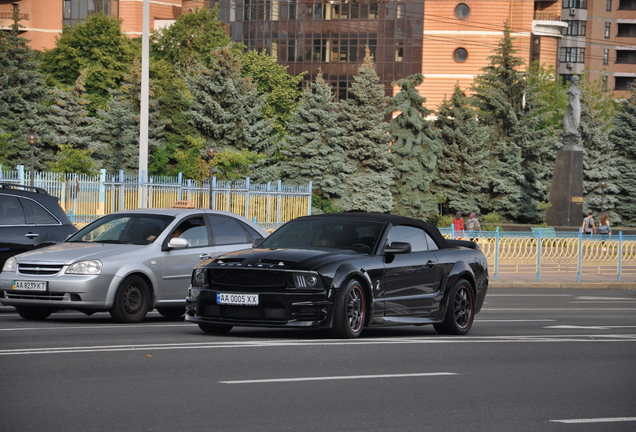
left=217, top=293, right=259, bottom=306
left=12, top=280, right=48, bottom=291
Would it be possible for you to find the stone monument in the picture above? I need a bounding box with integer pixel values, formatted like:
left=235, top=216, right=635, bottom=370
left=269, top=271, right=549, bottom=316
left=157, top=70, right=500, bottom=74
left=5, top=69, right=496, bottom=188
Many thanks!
left=545, top=76, right=584, bottom=227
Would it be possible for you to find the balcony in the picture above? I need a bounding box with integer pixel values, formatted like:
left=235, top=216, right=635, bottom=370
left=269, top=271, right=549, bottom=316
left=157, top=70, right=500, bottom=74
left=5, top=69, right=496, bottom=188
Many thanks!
left=533, top=14, right=568, bottom=37
left=0, top=12, right=29, bottom=31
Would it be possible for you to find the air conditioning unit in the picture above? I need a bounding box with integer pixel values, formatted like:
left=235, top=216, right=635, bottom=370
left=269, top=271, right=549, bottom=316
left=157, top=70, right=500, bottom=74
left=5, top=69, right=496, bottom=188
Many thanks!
left=570, top=8, right=577, bottom=15
left=566, top=62, right=573, bottom=68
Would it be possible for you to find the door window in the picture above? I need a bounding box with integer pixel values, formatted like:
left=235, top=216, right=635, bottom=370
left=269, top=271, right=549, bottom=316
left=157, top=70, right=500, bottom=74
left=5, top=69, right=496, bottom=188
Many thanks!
left=0, top=196, right=26, bottom=225
left=386, top=225, right=438, bottom=251
left=22, top=199, right=59, bottom=225
left=172, top=217, right=209, bottom=248
left=209, top=215, right=250, bottom=245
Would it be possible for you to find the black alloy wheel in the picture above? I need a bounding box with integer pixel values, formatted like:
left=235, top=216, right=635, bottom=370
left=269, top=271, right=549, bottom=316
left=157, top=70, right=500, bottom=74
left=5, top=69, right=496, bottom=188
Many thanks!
left=109, top=275, right=150, bottom=323
left=434, top=279, right=475, bottom=335
left=330, top=279, right=366, bottom=339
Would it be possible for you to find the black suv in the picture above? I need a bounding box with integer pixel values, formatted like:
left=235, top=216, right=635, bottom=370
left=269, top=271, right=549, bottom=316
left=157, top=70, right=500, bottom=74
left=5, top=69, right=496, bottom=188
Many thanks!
left=0, top=183, right=77, bottom=268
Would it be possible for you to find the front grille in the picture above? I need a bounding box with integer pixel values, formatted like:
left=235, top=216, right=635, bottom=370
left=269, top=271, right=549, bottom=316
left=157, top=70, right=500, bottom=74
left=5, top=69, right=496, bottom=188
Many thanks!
left=199, top=297, right=289, bottom=321
left=210, top=268, right=286, bottom=290
left=5, top=291, right=67, bottom=301
left=18, top=263, right=63, bottom=276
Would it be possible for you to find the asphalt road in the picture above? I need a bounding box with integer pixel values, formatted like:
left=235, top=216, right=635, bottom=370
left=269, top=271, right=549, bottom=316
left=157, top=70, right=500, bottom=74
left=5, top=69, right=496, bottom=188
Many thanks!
left=1, top=288, right=635, bottom=432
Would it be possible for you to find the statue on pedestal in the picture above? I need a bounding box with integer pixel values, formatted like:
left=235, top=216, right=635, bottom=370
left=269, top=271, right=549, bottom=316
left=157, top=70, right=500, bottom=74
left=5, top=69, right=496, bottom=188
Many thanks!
left=562, top=75, right=581, bottom=148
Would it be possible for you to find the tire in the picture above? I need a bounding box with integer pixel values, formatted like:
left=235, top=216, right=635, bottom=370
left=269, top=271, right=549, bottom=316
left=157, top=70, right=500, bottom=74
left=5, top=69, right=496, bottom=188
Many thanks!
left=109, top=275, right=150, bottom=323
left=157, top=307, right=185, bottom=319
left=330, top=279, right=366, bottom=339
left=15, top=306, right=53, bottom=320
left=198, top=323, right=233, bottom=334
left=434, top=278, right=475, bottom=335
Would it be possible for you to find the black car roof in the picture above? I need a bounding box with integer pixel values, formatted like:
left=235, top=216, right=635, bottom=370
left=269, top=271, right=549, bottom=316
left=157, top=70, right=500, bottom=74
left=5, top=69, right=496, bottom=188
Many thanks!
left=296, top=211, right=452, bottom=249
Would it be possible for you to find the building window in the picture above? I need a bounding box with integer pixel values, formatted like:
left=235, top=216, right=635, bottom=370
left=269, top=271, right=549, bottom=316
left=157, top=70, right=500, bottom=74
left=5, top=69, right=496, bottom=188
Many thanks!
left=607, top=0, right=612, bottom=10
left=604, top=48, right=610, bottom=64
left=560, top=47, right=585, bottom=63
left=615, top=76, right=635, bottom=90
left=453, top=47, right=468, bottom=62
left=618, top=0, right=636, bottom=10
left=395, top=41, right=404, bottom=61
left=455, top=3, right=470, bottom=19
left=63, top=0, right=118, bottom=27
left=563, top=20, right=587, bottom=36
left=616, top=50, right=636, bottom=64
left=563, top=0, right=587, bottom=8
left=617, top=23, right=636, bottom=37
left=605, top=22, right=611, bottom=38
left=397, top=3, right=405, bottom=19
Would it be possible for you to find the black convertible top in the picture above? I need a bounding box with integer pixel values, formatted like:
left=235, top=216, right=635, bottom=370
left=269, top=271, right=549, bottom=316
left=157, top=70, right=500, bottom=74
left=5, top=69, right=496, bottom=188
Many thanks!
left=297, top=211, right=453, bottom=249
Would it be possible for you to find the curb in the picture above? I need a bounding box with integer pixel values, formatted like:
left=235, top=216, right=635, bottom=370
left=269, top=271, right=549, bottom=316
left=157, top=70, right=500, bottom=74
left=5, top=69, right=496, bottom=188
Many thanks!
left=490, top=282, right=636, bottom=290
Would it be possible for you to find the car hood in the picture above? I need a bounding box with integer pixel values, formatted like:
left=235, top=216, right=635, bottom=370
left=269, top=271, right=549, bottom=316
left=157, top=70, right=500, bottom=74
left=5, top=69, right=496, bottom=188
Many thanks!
left=209, top=248, right=362, bottom=270
left=13, top=242, right=146, bottom=263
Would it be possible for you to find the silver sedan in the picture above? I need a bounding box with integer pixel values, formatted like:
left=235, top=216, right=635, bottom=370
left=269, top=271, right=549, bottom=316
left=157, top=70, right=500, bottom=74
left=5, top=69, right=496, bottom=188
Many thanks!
left=0, top=208, right=267, bottom=322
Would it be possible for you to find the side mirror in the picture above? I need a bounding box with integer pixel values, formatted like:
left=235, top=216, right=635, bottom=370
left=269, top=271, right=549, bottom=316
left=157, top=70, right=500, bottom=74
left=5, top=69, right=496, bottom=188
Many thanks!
left=384, top=241, right=411, bottom=254
left=252, top=237, right=264, bottom=248
left=168, top=237, right=189, bottom=249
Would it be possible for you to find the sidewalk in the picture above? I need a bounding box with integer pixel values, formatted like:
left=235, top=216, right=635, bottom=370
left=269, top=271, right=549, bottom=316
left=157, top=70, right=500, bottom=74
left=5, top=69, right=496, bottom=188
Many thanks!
left=490, top=270, right=636, bottom=290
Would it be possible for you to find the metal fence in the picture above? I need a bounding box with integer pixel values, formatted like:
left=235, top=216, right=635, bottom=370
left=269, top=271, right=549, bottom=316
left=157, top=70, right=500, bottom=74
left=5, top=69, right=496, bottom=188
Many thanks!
left=1, top=165, right=312, bottom=231
left=440, top=228, right=636, bottom=284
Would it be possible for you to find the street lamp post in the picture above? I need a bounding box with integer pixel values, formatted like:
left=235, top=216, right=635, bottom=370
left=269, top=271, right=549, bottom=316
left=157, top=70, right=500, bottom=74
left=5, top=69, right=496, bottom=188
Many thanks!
left=25, top=132, right=39, bottom=187
left=206, top=146, right=217, bottom=210
left=599, top=181, right=608, bottom=216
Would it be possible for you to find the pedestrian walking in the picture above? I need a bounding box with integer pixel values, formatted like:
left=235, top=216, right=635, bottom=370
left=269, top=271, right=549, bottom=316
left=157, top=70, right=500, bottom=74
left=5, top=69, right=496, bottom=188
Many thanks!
left=452, top=211, right=464, bottom=239
left=582, top=211, right=596, bottom=235
left=598, top=214, right=611, bottom=235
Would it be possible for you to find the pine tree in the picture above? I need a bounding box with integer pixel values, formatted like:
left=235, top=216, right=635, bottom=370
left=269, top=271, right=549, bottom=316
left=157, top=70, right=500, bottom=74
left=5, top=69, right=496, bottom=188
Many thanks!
left=579, top=78, right=619, bottom=220
left=0, top=6, right=51, bottom=169
left=279, top=72, right=346, bottom=201
left=434, top=85, right=492, bottom=216
left=47, top=69, right=98, bottom=151
left=471, top=22, right=554, bottom=223
left=387, top=74, right=440, bottom=218
left=93, top=60, right=166, bottom=174
left=337, top=51, right=394, bottom=213
left=185, top=47, right=274, bottom=180
left=610, top=83, right=636, bottom=226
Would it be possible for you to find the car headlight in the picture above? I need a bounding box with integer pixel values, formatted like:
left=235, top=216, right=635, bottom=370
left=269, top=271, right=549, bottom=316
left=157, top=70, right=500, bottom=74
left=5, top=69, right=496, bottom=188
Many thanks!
left=292, top=272, right=323, bottom=290
left=192, top=268, right=207, bottom=286
left=66, top=260, right=102, bottom=275
left=2, top=257, right=17, bottom=273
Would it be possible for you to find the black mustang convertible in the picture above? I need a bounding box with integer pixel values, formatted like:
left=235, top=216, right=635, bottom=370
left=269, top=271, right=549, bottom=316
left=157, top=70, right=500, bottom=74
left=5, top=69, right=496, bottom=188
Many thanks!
left=185, top=212, right=488, bottom=338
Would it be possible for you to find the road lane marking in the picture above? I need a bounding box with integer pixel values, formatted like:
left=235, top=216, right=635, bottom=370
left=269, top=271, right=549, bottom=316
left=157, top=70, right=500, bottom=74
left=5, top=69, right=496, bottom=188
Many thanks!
left=1, top=334, right=635, bottom=356
left=487, top=294, right=572, bottom=297
left=0, top=323, right=193, bottom=332
left=476, top=319, right=556, bottom=322
left=550, top=417, right=636, bottom=424
left=482, top=308, right=636, bottom=311
left=220, top=372, right=456, bottom=384
left=545, top=325, right=636, bottom=330
left=574, top=296, right=636, bottom=301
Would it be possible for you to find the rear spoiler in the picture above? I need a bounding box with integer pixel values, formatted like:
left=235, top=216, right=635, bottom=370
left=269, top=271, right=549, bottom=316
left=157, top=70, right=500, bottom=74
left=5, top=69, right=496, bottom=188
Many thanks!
left=447, top=239, right=480, bottom=250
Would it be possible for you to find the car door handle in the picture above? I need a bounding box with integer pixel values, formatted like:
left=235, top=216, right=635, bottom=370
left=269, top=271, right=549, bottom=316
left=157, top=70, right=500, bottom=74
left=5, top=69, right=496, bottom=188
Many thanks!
left=426, top=260, right=437, bottom=267
left=199, top=254, right=213, bottom=260
left=25, top=233, right=39, bottom=238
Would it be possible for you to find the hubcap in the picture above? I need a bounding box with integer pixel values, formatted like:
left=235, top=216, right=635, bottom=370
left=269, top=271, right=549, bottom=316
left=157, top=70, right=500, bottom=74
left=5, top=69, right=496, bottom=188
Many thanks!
left=123, top=285, right=142, bottom=314
left=454, top=287, right=473, bottom=328
left=347, top=286, right=365, bottom=333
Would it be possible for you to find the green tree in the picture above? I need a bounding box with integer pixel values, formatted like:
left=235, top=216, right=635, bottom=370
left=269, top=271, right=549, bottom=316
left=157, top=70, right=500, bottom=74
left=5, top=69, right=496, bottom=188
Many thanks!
left=610, top=83, right=636, bottom=226
left=40, top=13, right=136, bottom=111
left=279, top=72, right=346, bottom=200
left=0, top=6, right=51, bottom=169
left=47, top=69, right=98, bottom=151
left=387, top=74, right=440, bottom=218
left=184, top=47, right=274, bottom=179
left=471, top=22, right=554, bottom=223
left=434, top=85, right=492, bottom=216
left=151, top=7, right=232, bottom=73
left=579, top=77, right=619, bottom=219
left=239, top=50, right=304, bottom=138
left=48, top=145, right=99, bottom=175
left=337, top=51, right=394, bottom=213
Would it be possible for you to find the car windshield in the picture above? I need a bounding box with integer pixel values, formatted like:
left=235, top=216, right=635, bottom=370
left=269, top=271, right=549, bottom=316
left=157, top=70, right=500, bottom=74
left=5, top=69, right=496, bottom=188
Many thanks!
left=67, top=214, right=174, bottom=246
left=259, top=217, right=385, bottom=253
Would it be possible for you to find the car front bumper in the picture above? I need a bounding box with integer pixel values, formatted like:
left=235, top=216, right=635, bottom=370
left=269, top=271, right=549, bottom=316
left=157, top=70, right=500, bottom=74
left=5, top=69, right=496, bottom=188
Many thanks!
left=185, top=288, right=333, bottom=328
left=0, top=273, right=116, bottom=310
